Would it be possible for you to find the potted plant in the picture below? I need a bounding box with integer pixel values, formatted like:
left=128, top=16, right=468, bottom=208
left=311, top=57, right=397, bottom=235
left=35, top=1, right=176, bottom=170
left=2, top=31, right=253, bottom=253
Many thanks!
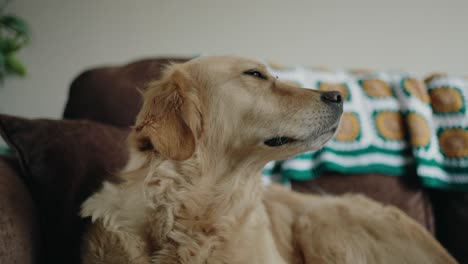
left=0, top=0, right=29, bottom=81
left=0, top=0, right=29, bottom=154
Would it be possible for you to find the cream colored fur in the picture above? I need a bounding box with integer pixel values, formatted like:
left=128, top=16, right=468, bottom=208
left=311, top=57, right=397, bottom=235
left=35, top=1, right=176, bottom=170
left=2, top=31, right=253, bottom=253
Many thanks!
left=81, top=56, right=457, bottom=264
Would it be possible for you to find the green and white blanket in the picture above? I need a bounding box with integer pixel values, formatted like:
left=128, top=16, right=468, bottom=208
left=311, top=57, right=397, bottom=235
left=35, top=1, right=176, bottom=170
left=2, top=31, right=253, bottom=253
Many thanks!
left=262, top=65, right=468, bottom=190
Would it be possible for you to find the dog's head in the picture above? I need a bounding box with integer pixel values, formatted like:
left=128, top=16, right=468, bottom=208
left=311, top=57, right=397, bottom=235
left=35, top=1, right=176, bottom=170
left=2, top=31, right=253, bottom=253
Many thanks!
left=130, top=56, right=342, bottom=167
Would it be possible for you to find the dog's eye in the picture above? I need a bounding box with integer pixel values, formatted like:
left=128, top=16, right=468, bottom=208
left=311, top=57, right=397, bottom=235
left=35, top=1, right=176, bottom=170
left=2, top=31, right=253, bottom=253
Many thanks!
left=244, top=70, right=267, bottom=80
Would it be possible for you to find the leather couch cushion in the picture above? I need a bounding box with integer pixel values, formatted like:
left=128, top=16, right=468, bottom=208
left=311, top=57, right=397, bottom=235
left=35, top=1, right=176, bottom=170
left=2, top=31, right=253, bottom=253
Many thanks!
left=0, top=115, right=129, bottom=264
left=0, top=156, right=39, bottom=264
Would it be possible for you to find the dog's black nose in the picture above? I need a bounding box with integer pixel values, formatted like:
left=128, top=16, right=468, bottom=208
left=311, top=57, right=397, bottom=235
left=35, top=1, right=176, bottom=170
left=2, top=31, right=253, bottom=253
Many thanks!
left=320, top=91, right=342, bottom=104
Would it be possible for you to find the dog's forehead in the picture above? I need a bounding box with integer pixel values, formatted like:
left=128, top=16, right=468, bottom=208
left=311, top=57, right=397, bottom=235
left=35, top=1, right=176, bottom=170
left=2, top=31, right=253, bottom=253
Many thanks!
left=188, top=56, right=266, bottom=74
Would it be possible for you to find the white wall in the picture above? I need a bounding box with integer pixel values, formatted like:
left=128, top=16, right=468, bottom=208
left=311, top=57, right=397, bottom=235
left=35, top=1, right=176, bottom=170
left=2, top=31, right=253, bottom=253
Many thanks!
left=1, top=0, right=468, bottom=119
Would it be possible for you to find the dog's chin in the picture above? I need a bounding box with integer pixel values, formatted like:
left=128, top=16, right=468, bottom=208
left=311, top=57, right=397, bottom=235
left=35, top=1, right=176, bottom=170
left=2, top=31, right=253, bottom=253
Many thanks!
left=302, top=129, right=337, bottom=150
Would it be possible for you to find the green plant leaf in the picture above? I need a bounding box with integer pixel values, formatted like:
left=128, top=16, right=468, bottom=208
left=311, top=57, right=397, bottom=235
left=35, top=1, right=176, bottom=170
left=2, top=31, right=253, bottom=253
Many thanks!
left=0, top=52, right=5, bottom=66
left=0, top=37, right=22, bottom=52
left=0, top=52, right=6, bottom=82
left=0, top=15, right=29, bottom=37
left=5, top=53, right=26, bottom=76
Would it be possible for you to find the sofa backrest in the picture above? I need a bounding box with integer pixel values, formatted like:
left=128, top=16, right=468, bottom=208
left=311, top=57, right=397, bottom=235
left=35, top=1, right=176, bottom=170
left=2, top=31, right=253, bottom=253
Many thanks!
left=63, top=57, right=188, bottom=127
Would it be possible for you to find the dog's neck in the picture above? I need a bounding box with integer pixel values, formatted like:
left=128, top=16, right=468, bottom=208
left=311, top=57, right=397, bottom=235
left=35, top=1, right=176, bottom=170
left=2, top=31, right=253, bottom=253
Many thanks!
left=128, top=148, right=267, bottom=222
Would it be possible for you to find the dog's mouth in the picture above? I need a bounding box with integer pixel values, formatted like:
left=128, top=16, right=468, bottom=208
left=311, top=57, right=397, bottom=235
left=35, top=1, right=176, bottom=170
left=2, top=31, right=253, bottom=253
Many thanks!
left=263, top=126, right=339, bottom=147
left=263, top=136, right=298, bottom=147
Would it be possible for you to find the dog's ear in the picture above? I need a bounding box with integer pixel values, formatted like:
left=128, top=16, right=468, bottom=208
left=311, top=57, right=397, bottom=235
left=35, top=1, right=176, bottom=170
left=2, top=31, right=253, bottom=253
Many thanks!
left=131, top=66, right=203, bottom=161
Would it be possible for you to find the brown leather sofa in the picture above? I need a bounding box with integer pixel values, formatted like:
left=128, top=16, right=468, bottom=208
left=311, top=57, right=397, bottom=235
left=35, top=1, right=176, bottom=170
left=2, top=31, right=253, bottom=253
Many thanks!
left=0, top=57, right=466, bottom=264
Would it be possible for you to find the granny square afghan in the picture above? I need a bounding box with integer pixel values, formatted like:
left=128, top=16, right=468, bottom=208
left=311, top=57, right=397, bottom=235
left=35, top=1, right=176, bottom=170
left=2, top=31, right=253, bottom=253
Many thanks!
left=262, top=64, right=468, bottom=190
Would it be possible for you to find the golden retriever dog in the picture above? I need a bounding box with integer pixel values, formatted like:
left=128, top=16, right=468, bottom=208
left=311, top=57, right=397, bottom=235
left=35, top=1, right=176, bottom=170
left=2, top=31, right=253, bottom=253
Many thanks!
left=80, top=56, right=457, bottom=264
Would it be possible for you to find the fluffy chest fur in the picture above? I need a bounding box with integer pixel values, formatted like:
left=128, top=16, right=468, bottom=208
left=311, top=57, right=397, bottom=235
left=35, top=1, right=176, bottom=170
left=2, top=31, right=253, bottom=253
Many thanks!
left=145, top=199, right=285, bottom=264
left=81, top=160, right=288, bottom=264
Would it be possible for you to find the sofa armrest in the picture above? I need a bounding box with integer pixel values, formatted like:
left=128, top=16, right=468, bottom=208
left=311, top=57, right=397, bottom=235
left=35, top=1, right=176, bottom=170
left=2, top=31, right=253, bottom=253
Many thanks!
left=0, top=155, right=40, bottom=263
left=430, top=189, right=468, bottom=263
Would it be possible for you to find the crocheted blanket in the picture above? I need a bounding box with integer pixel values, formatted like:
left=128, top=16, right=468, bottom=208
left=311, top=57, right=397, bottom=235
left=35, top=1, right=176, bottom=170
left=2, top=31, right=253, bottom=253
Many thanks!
left=262, top=64, right=468, bottom=190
